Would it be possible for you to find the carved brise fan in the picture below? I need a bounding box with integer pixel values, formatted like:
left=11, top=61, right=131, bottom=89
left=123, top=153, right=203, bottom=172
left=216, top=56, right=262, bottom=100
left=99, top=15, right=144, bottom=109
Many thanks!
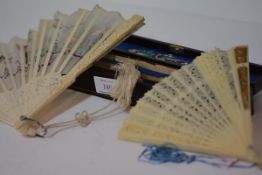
left=119, top=47, right=262, bottom=164
left=0, top=5, right=144, bottom=136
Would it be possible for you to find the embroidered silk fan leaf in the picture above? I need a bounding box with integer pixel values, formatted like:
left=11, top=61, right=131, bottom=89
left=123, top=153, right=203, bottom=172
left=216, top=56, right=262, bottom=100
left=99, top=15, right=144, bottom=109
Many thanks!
left=0, top=5, right=144, bottom=136
left=118, top=46, right=262, bottom=164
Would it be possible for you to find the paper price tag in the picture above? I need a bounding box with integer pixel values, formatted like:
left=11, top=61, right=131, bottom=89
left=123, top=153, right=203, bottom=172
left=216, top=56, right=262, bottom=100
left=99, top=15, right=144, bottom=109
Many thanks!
left=93, top=76, right=116, bottom=95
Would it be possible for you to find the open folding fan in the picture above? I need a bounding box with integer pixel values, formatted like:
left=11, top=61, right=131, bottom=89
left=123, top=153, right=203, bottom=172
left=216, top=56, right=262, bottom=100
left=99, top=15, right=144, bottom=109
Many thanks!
left=0, top=5, right=144, bottom=136
left=118, top=46, right=262, bottom=164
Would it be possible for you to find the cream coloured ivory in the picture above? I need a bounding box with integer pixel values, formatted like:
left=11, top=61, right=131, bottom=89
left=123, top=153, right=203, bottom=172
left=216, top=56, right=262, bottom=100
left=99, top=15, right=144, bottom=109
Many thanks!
left=0, top=5, right=144, bottom=136
left=118, top=46, right=262, bottom=164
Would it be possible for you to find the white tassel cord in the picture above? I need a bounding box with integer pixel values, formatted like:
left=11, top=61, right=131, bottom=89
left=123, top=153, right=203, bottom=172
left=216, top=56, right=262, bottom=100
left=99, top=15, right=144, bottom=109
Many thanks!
left=21, top=61, right=141, bottom=137
left=110, top=60, right=141, bottom=109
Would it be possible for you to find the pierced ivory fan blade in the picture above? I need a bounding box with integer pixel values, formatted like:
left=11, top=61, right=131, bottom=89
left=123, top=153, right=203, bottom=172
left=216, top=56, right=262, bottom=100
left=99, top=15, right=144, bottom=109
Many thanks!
left=118, top=46, right=262, bottom=164
left=0, top=5, right=144, bottom=136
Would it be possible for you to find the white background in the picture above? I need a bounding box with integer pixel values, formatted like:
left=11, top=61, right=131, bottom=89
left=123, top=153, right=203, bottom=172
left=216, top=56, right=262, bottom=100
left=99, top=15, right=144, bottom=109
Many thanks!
left=0, top=0, right=262, bottom=175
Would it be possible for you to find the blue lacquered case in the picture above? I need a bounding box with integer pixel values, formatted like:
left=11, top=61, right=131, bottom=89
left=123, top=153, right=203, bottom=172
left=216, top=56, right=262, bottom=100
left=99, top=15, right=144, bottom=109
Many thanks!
left=70, top=35, right=262, bottom=113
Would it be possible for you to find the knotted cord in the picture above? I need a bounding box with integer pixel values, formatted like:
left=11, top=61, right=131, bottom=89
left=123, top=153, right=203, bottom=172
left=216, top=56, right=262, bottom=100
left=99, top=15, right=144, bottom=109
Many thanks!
left=20, top=61, right=140, bottom=137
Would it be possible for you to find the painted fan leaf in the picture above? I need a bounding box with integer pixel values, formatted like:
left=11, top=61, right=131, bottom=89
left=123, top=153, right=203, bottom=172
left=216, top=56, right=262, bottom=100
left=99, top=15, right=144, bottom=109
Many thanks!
left=0, top=5, right=144, bottom=136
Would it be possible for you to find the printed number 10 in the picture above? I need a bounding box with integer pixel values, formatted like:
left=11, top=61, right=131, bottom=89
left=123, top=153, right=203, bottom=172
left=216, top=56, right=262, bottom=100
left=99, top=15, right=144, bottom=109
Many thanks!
left=103, top=83, right=112, bottom=90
